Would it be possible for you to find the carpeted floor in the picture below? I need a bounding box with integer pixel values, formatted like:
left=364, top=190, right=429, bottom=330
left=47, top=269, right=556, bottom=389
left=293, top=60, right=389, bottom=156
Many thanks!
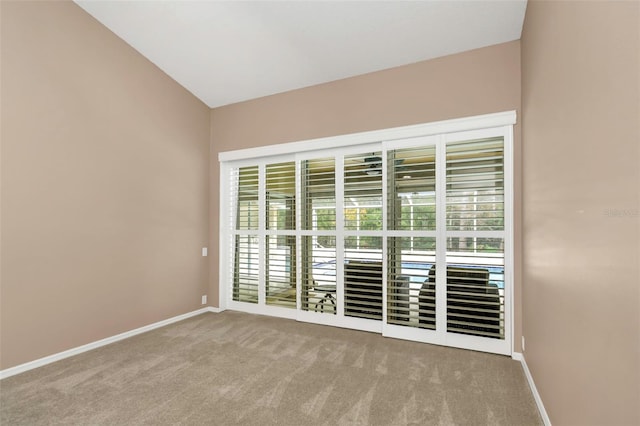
left=0, top=311, right=542, bottom=425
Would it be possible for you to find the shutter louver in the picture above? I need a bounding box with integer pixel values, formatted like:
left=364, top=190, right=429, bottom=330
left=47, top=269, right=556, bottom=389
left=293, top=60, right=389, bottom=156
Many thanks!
left=266, top=162, right=296, bottom=308
left=388, top=146, right=436, bottom=231
left=232, top=235, right=259, bottom=303
left=235, top=166, right=259, bottom=230
left=386, top=145, right=438, bottom=329
left=344, top=152, right=383, bottom=232
left=387, top=237, right=436, bottom=329
left=301, top=158, right=337, bottom=314
left=302, top=158, right=336, bottom=231
left=266, top=235, right=296, bottom=308
left=301, top=236, right=337, bottom=314
left=446, top=138, right=504, bottom=231
left=445, top=238, right=504, bottom=339
left=445, top=137, right=505, bottom=340
left=344, top=238, right=383, bottom=321
left=232, top=166, right=259, bottom=303
left=266, top=162, right=296, bottom=231
left=343, top=152, right=383, bottom=321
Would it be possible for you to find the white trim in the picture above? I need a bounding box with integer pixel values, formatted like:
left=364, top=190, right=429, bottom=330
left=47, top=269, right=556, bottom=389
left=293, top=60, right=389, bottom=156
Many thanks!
left=295, top=160, right=302, bottom=312
left=0, top=308, right=212, bottom=380
left=219, top=111, right=517, bottom=162
left=435, top=134, right=447, bottom=338
left=381, top=148, right=388, bottom=326
left=335, top=154, right=345, bottom=318
left=505, top=124, right=516, bottom=356
left=218, top=162, right=230, bottom=311
left=258, top=164, right=266, bottom=306
left=514, top=352, right=552, bottom=426
left=297, top=311, right=382, bottom=334
left=226, top=301, right=298, bottom=319
left=206, top=306, right=225, bottom=313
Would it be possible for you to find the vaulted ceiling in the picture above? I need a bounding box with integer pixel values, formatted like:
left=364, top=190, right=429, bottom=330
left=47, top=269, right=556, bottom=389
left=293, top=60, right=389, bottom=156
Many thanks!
left=75, top=1, right=527, bottom=108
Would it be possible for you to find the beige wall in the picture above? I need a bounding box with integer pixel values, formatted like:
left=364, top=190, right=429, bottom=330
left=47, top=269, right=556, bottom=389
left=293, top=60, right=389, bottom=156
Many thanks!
left=0, top=1, right=210, bottom=369
left=521, top=1, right=640, bottom=425
left=6, top=3, right=636, bottom=422
left=210, top=41, right=523, bottom=348
left=4, top=1, right=637, bottom=421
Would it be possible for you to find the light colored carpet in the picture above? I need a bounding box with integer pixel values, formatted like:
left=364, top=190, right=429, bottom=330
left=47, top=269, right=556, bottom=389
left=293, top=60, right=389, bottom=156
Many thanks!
left=0, top=311, right=541, bottom=425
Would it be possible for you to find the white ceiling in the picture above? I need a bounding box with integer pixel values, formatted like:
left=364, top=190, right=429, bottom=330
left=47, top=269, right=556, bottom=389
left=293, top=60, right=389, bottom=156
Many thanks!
left=75, top=1, right=527, bottom=108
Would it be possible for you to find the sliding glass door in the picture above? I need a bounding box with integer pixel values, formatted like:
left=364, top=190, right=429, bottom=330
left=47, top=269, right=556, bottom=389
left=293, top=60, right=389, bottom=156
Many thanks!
left=222, top=114, right=513, bottom=355
left=381, top=132, right=508, bottom=354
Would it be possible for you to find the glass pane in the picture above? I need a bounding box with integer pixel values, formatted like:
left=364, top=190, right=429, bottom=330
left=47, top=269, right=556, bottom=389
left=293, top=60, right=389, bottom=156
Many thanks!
left=387, top=237, right=436, bottom=329
left=446, top=137, right=504, bottom=231
left=301, top=236, right=337, bottom=314
left=266, top=162, right=296, bottom=230
left=388, top=146, right=436, bottom=231
left=344, top=237, right=382, bottom=321
left=235, top=166, right=259, bottom=230
left=232, top=235, right=259, bottom=303
left=266, top=235, right=296, bottom=309
left=344, top=152, right=383, bottom=231
left=302, top=158, right=336, bottom=231
left=446, top=237, right=505, bottom=339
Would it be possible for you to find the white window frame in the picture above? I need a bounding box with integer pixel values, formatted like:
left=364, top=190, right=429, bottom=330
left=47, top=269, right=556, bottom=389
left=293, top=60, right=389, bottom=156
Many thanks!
left=219, top=111, right=515, bottom=355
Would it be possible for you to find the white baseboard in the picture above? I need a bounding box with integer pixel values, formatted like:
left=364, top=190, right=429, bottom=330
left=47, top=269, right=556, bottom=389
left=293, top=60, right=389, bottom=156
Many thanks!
left=0, top=307, right=217, bottom=380
left=514, top=352, right=552, bottom=426
left=3, top=305, right=547, bottom=425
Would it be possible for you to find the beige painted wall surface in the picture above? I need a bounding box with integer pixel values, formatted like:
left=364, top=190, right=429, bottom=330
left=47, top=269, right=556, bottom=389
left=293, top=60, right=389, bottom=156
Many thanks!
left=210, top=41, right=523, bottom=348
left=522, top=1, right=640, bottom=424
left=0, top=1, right=210, bottom=369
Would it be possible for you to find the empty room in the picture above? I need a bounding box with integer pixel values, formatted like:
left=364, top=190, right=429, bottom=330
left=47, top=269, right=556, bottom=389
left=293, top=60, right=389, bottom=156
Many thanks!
left=1, top=1, right=638, bottom=425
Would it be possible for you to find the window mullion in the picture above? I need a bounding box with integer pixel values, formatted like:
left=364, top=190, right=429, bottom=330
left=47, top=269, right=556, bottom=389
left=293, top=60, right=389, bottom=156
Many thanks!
left=435, top=136, right=447, bottom=336
left=382, top=148, right=388, bottom=325
left=295, top=160, right=302, bottom=311
left=335, top=155, right=345, bottom=317
left=258, top=163, right=266, bottom=306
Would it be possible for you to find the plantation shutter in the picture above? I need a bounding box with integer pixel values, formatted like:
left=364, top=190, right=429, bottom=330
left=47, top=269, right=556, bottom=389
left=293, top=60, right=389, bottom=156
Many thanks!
left=387, top=145, right=437, bottom=329
left=232, top=166, right=259, bottom=303
left=445, top=137, right=505, bottom=339
left=301, top=158, right=337, bottom=314
left=344, top=239, right=383, bottom=320
left=221, top=112, right=514, bottom=355
left=343, top=152, right=383, bottom=320
left=265, top=162, right=296, bottom=308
